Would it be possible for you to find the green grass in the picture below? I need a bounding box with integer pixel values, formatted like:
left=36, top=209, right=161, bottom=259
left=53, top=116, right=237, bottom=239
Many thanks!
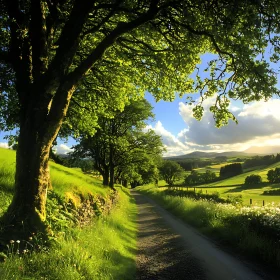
left=137, top=185, right=280, bottom=268
left=0, top=148, right=110, bottom=209
left=0, top=148, right=138, bottom=279
left=0, top=188, right=137, bottom=280
left=178, top=160, right=280, bottom=205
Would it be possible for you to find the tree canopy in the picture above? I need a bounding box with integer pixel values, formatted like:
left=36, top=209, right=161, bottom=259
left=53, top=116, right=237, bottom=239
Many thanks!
left=159, top=160, right=184, bottom=186
left=72, top=99, right=164, bottom=189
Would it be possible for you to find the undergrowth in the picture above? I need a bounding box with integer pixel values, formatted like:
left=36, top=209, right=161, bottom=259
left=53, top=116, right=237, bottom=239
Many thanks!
left=0, top=188, right=137, bottom=280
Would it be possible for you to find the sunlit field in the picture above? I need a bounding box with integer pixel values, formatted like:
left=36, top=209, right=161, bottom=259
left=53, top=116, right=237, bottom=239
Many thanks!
left=171, top=160, right=280, bottom=206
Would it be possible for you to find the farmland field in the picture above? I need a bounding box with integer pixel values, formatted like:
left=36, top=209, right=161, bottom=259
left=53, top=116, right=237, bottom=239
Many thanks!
left=160, top=159, right=280, bottom=206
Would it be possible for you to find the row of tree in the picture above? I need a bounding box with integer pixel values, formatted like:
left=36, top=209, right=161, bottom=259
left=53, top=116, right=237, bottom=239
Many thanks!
left=71, top=99, right=164, bottom=189
left=185, top=170, right=217, bottom=185
left=243, top=155, right=280, bottom=169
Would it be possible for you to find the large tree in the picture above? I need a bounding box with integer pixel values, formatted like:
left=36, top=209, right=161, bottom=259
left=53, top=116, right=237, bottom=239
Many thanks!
left=0, top=0, right=279, bottom=235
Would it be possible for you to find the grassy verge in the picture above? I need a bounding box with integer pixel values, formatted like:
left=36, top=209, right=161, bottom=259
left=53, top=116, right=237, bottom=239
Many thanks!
left=0, top=188, right=137, bottom=280
left=0, top=148, right=137, bottom=279
left=137, top=185, right=280, bottom=269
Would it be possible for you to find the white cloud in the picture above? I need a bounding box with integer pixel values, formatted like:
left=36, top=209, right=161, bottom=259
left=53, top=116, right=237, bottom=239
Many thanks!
left=178, top=98, right=280, bottom=145
left=54, top=144, right=72, bottom=155
left=0, top=142, right=9, bottom=149
left=149, top=97, right=280, bottom=156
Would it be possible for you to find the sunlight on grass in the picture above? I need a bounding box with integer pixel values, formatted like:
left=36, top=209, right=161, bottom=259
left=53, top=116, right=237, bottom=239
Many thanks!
left=0, top=148, right=137, bottom=279
left=0, top=148, right=109, bottom=209
left=0, top=188, right=137, bottom=280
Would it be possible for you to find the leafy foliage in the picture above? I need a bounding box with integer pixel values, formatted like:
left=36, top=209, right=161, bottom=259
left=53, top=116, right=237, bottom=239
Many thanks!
left=267, top=168, right=280, bottom=183
left=244, top=174, right=262, bottom=185
left=243, top=155, right=280, bottom=169
left=220, top=163, right=243, bottom=178
left=159, top=160, right=184, bottom=186
left=185, top=170, right=217, bottom=185
left=72, top=99, right=164, bottom=188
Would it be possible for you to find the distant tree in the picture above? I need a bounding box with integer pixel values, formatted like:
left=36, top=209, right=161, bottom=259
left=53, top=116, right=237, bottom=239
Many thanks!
left=244, top=174, right=262, bottom=185
left=215, top=156, right=227, bottom=162
left=267, top=168, right=280, bottom=183
left=185, top=169, right=217, bottom=185
left=220, top=163, right=243, bottom=178
left=201, top=170, right=217, bottom=183
left=184, top=170, right=201, bottom=185
left=275, top=154, right=280, bottom=162
left=243, top=155, right=275, bottom=168
left=159, top=160, right=184, bottom=186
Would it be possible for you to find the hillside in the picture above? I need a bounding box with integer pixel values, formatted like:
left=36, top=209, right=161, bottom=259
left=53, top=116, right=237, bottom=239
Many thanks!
left=166, top=150, right=254, bottom=159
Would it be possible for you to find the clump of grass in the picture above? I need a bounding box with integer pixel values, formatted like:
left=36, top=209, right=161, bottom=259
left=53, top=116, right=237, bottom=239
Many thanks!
left=0, top=188, right=137, bottom=280
left=138, top=185, right=280, bottom=268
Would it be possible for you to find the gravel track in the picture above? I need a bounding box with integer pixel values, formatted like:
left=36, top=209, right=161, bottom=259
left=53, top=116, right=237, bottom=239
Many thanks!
left=132, top=191, right=276, bottom=280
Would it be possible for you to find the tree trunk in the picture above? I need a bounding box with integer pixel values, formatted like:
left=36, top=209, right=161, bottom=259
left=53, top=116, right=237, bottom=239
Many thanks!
left=109, top=144, right=115, bottom=190
left=109, top=164, right=115, bottom=190
left=4, top=123, right=53, bottom=238
left=2, top=85, right=73, bottom=239
left=123, top=179, right=128, bottom=188
left=102, top=167, right=109, bottom=186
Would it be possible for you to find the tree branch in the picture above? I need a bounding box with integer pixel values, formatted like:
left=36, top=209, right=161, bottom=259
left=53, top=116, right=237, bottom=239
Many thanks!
left=65, top=0, right=160, bottom=90
left=41, top=0, right=95, bottom=95
left=30, top=0, right=48, bottom=79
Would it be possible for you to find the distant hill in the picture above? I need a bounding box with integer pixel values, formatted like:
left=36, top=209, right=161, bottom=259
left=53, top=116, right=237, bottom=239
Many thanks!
left=244, top=146, right=280, bottom=154
left=166, top=151, right=252, bottom=159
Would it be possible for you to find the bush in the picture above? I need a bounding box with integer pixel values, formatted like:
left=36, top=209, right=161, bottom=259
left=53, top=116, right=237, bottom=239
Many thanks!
left=263, top=189, right=280, bottom=195
left=267, top=168, right=280, bottom=183
left=244, top=174, right=262, bottom=185
left=220, top=163, right=243, bottom=178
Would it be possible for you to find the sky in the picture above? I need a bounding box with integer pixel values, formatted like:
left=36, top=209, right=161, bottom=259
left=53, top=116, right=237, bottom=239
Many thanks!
left=144, top=92, right=280, bottom=157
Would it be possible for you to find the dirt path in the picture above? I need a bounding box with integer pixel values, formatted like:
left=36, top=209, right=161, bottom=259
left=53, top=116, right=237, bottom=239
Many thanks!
left=132, top=191, right=275, bottom=280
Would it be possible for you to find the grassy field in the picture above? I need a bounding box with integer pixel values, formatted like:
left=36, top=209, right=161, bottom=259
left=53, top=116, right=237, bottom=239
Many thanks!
left=170, top=160, right=280, bottom=206
left=0, top=148, right=137, bottom=279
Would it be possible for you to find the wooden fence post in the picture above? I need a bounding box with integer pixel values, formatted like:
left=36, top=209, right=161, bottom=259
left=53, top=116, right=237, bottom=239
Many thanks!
left=250, top=198, right=252, bottom=205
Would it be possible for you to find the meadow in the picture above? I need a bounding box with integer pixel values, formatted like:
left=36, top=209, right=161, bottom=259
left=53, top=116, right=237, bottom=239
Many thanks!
left=0, top=148, right=137, bottom=279
left=173, top=160, right=280, bottom=206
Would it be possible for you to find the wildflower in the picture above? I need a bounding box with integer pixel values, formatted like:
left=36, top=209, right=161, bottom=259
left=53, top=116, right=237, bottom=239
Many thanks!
left=16, top=240, right=20, bottom=244
left=10, top=240, right=14, bottom=244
